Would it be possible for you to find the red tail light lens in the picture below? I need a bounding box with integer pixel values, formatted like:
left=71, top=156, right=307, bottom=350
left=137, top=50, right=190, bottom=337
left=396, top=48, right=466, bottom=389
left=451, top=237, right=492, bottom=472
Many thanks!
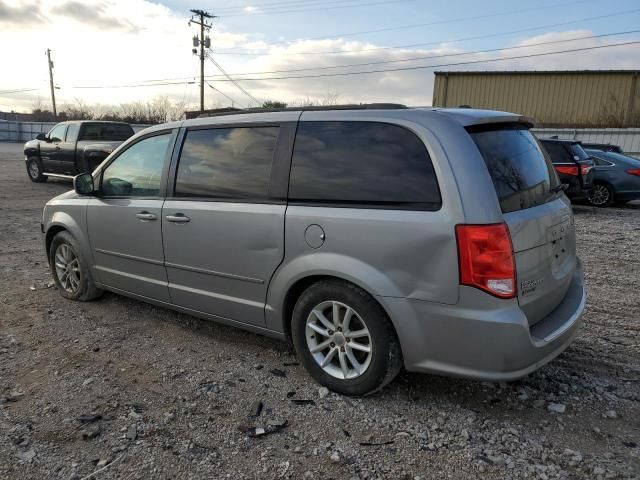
left=555, top=165, right=579, bottom=176
left=626, top=168, right=640, bottom=177
left=580, top=164, right=593, bottom=175
left=455, top=223, right=516, bottom=299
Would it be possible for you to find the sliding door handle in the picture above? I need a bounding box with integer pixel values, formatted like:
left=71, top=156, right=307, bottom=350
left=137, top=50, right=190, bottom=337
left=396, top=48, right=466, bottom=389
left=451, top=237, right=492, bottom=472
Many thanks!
left=136, top=212, right=157, bottom=221
left=166, top=214, right=190, bottom=223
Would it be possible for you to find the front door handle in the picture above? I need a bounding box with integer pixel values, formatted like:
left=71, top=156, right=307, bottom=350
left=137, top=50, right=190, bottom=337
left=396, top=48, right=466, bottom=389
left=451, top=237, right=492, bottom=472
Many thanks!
left=136, top=212, right=157, bottom=221
left=166, top=214, right=190, bottom=223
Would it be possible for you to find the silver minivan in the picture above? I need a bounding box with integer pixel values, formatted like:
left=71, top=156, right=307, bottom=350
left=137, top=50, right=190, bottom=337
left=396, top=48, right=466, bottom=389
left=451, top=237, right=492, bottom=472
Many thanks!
left=42, top=105, right=586, bottom=395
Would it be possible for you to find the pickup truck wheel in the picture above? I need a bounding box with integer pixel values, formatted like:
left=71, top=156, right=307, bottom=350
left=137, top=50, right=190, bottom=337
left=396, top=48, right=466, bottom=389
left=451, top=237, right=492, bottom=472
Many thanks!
left=49, top=231, right=102, bottom=301
left=26, top=157, right=47, bottom=183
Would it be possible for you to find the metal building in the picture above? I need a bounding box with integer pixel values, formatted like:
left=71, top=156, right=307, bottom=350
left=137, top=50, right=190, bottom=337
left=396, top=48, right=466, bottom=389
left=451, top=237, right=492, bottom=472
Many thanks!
left=432, top=70, right=640, bottom=127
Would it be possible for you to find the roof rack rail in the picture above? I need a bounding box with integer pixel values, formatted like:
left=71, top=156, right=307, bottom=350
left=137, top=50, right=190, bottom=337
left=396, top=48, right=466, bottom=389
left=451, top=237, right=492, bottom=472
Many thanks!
left=196, top=103, right=408, bottom=118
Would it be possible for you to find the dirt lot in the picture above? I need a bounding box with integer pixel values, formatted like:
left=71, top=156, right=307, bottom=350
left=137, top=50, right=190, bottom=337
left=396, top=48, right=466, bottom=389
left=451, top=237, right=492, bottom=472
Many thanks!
left=0, top=142, right=638, bottom=480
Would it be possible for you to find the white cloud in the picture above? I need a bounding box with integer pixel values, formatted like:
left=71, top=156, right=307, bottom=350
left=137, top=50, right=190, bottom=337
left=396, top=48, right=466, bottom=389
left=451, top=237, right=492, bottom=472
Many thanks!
left=0, top=2, right=638, bottom=114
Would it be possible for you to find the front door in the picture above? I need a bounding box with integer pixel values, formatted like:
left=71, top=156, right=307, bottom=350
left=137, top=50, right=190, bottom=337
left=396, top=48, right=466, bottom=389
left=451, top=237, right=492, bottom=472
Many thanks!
left=87, top=131, right=175, bottom=302
left=162, top=125, right=285, bottom=327
left=40, top=123, right=67, bottom=172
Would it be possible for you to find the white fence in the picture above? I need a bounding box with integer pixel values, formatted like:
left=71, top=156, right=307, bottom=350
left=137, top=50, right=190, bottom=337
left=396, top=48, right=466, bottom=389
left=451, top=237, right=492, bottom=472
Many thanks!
left=0, top=121, right=153, bottom=142
left=533, top=128, right=640, bottom=157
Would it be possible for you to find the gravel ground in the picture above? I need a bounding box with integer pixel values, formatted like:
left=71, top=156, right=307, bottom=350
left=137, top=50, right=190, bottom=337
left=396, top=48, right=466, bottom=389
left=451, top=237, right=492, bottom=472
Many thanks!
left=0, top=142, right=638, bottom=480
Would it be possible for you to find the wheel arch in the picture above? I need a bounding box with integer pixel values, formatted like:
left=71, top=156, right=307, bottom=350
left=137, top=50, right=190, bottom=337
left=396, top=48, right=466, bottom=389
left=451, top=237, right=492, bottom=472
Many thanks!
left=268, top=263, right=404, bottom=360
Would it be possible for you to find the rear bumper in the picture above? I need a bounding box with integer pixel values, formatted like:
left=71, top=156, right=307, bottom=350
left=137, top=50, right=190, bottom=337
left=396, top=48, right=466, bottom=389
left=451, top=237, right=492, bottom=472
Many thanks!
left=382, top=260, right=585, bottom=381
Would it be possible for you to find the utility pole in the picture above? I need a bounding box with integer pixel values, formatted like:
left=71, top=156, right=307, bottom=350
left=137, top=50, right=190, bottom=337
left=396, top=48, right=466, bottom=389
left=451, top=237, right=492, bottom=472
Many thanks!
left=46, top=48, right=57, bottom=120
left=189, top=9, right=215, bottom=113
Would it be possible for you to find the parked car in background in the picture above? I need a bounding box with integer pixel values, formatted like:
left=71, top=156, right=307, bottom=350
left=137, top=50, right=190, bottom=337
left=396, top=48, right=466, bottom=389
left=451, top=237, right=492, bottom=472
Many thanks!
left=24, top=121, right=134, bottom=182
left=539, top=138, right=595, bottom=201
left=581, top=142, right=624, bottom=154
left=41, top=106, right=585, bottom=395
left=584, top=148, right=640, bottom=207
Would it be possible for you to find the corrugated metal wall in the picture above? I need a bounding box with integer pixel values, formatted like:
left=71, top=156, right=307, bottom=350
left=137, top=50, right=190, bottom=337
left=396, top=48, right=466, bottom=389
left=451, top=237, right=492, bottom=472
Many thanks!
left=433, top=71, right=639, bottom=127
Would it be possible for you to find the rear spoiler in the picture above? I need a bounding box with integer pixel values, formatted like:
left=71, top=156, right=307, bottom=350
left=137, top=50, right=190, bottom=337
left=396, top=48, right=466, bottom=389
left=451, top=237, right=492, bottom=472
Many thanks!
left=434, top=108, right=535, bottom=128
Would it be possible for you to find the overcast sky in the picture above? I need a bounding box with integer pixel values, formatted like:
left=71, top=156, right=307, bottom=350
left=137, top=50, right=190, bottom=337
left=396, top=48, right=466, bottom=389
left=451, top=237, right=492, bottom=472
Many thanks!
left=1, top=0, right=639, bottom=113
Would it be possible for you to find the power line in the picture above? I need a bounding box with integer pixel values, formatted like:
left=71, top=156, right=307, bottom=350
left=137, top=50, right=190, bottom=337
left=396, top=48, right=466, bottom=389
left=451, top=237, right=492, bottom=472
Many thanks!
left=214, top=7, right=640, bottom=55
left=62, top=31, right=639, bottom=91
left=219, top=0, right=416, bottom=18
left=217, top=0, right=593, bottom=51
left=206, top=81, right=247, bottom=108
left=206, top=53, right=261, bottom=105
left=202, top=30, right=640, bottom=78
left=215, top=0, right=389, bottom=14
left=201, top=40, right=640, bottom=82
left=0, top=88, right=41, bottom=94
left=71, top=80, right=197, bottom=89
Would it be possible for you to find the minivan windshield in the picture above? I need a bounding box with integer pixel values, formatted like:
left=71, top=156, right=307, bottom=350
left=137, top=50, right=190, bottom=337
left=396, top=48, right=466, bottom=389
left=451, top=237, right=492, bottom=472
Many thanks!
left=469, top=125, right=560, bottom=213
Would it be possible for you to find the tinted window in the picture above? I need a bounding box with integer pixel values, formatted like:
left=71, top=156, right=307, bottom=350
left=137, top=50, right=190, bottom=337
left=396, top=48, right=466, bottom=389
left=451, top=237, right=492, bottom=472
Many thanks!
left=541, top=142, right=570, bottom=164
left=102, top=133, right=172, bottom=197
left=175, top=127, right=278, bottom=199
left=289, top=121, right=440, bottom=208
left=79, top=123, right=134, bottom=141
left=571, top=143, right=590, bottom=161
left=48, top=124, right=67, bottom=142
left=471, top=127, right=558, bottom=213
left=66, top=124, right=79, bottom=142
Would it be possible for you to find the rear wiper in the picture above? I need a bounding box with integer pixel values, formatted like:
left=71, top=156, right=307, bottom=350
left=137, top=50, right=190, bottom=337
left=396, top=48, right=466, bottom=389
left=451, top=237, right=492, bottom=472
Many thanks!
left=550, top=184, right=569, bottom=193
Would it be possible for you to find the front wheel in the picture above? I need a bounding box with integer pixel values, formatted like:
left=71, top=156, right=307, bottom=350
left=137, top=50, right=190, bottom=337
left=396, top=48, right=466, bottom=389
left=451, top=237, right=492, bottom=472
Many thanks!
left=26, top=157, right=47, bottom=183
left=49, top=231, right=102, bottom=301
left=291, top=280, right=402, bottom=396
left=587, top=183, right=614, bottom=207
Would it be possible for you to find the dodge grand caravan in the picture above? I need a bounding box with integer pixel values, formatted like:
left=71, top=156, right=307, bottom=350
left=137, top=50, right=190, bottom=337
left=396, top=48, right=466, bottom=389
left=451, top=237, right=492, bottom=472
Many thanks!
left=42, top=105, right=586, bottom=395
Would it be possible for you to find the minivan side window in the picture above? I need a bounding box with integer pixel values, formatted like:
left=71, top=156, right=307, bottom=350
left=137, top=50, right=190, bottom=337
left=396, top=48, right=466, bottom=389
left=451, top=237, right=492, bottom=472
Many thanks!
left=174, top=127, right=279, bottom=199
left=288, top=121, right=441, bottom=208
left=101, top=133, right=172, bottom=197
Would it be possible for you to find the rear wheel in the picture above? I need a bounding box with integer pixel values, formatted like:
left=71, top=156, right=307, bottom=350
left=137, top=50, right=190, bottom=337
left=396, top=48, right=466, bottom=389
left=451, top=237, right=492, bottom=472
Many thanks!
left=26, top=157, right=47, bottom=183
left=587, top=183, right=614, bottom=207
left=49, top=231, right=102, bottom=301
left=291, top=280, right=402, bottom=396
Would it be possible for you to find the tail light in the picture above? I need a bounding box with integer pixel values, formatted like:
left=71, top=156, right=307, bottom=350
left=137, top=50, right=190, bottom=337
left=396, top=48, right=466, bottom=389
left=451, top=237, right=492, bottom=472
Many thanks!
left=580, top=164, right=593, bottom=175
left=455, top=224, right=516, bottom=299
left=555, top=165, right=579, bottom=176
left=626, top=168, right=640, bottom=177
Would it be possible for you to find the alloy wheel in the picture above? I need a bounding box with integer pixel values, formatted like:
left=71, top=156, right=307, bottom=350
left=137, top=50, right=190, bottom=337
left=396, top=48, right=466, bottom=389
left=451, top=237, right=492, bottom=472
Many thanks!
left=305, top=301, right=373, bottom=380
left=28, top=161, right=40, bottom=179
left=54, top=243, right=81, bottom=293
left=589, top=184, right=610, bottom=206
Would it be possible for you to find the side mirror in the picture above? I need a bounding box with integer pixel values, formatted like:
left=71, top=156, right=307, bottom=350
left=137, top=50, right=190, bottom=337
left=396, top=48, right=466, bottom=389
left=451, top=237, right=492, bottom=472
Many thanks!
left=36, top=133, right=46, bottom=141
left=73, top=173, right=95, bottom=196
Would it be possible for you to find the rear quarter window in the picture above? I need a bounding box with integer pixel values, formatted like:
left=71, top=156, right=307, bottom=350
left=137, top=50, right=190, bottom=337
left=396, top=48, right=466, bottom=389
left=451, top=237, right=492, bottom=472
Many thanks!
left=470, top=126, right=559, bottom=213
left=288, top=121, right=441, bottom=209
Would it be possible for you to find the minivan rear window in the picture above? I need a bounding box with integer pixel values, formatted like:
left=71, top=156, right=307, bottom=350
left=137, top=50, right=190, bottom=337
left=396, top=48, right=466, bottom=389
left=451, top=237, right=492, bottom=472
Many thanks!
left=469, top=125, right=559, bottom=213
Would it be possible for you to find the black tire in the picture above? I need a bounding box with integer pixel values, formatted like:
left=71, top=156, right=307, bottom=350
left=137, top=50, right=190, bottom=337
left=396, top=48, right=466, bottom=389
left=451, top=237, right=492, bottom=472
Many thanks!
left=26, top=157, right=47, bottom=183
left=587, top=183, right=614, bottom=207
left=49, top=231, right=102, bottom=301
left=291, top=279, right=402, bottom=396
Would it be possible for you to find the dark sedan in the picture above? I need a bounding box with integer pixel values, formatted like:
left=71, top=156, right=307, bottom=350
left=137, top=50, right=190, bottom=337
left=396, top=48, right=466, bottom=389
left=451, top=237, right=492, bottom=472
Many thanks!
left=584, top=149, right=640, bottom=207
